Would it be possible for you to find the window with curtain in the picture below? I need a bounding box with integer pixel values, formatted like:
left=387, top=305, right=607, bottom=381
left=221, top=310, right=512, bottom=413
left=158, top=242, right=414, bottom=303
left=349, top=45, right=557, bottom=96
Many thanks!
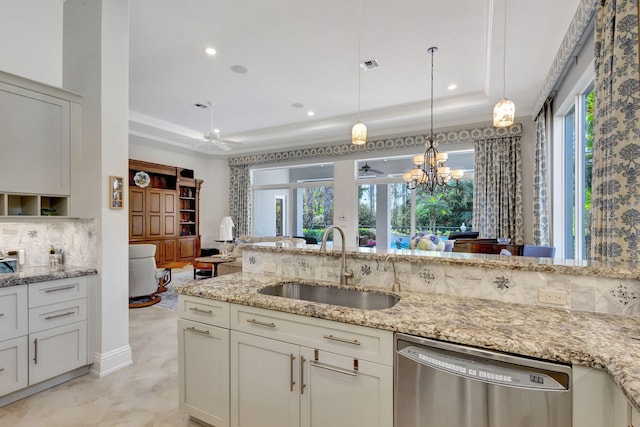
left=556, top=85, right=594, bottom=260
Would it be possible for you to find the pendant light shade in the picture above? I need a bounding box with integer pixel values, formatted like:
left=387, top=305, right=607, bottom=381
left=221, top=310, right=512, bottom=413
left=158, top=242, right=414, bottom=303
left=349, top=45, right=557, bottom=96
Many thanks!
left=352, top=122, right=367, bottom=145
left=493, top=0, right=515, bottom=128
left=493, top=98, right=515, bottom=127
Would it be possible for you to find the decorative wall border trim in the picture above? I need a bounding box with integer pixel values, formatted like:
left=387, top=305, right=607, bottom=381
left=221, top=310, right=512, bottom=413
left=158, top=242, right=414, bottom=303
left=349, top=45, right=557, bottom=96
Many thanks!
left=532, top=0, right=597, bottom=118
left=228, top=123, right=522, bottom=167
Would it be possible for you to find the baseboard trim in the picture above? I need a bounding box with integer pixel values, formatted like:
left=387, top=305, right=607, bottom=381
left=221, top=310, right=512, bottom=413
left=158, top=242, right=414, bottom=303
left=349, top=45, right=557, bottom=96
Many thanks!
left=91, top=344, right=133, bottom=377
left=0, top=365, right=91, bottom=407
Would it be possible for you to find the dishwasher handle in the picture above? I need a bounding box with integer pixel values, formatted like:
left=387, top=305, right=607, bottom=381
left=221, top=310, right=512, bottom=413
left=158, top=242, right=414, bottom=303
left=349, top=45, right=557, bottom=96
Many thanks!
left=397, top=343, right=570, bottom=392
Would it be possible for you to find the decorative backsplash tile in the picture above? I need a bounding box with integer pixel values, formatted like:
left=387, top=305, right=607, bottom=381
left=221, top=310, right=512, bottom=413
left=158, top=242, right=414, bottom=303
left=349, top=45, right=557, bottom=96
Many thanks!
left=241, top=247, right=640, bottom=317
left=0, top=219, right=97, bottom=268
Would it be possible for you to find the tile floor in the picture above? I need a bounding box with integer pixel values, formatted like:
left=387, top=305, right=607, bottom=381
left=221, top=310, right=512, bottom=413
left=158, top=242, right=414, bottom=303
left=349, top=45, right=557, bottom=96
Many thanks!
left=0, top=305, right=207, bottom=426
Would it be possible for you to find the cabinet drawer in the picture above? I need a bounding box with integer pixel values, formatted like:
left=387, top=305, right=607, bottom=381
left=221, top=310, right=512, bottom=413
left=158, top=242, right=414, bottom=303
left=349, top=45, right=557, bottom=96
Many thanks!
left=29, top=277, right=87, bottom=308
left=29, top=321, right=87, bottom=385
left=179, top=296, right=229, bottom=328
left=0, top=336, right=28, bottom=397
left=29, top=298, right=87, bottom=333
left=231, top=304, right=393, bottom=365
left=0, top=286, right=28, bottom=341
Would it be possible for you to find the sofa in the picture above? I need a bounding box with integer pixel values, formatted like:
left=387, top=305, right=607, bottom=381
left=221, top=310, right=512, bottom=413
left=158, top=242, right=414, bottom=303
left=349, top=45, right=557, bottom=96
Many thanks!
left=217, top=235, right=308, bottom=276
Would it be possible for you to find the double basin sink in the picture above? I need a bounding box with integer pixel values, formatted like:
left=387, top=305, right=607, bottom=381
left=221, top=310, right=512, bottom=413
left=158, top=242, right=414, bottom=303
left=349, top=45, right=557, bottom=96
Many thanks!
left=258, top=282, right=399, bottom=310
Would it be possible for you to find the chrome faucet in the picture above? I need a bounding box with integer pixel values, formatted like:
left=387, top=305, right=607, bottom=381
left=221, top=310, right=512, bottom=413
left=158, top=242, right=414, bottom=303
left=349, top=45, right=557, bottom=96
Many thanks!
left=384, top=256, right=401, bottom=292
left=319, top=226, right=353, bottom=286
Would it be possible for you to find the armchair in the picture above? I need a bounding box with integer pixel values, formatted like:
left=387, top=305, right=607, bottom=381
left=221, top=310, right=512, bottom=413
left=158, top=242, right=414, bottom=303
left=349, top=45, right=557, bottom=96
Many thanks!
left=129, top=244, right=162, bottom=308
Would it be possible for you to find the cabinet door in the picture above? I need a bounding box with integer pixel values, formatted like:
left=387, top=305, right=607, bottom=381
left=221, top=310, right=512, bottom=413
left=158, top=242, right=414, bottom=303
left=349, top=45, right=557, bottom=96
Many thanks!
left=0, top=285, right=28, bottom=342
left=231, top=331, right=300, bottom=427
left=29, top=321, right=87, bottom=384
left=0, top=336, right=28, bottom=396
left=129, top=188, right=145, bottom=238
left=161, top=239, right=177, bottom=264
left=300, top=348, right=392, bottom=427
left=178, top=319, right=229, bottom=427
left=0, top=82, right=70, bottom=195
left=178, top=236, right=196, bottom=261
left=147, top=189, right=177, bottom=239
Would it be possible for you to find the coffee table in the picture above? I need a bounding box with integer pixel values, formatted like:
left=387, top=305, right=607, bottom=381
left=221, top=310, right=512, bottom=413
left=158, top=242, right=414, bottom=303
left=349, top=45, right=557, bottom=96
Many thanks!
left=193, top=256, right=237, bottom=279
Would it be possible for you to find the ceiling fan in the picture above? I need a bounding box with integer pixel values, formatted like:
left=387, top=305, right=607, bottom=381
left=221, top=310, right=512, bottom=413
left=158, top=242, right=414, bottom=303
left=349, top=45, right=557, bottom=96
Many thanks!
left=194, top=102, right=243, bottom=152
left=359, top=162, right=384, bottom=176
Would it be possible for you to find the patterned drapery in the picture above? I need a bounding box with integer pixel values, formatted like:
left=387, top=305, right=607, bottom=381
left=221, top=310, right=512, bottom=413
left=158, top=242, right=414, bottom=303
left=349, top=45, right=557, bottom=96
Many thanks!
left=228, top=164, right=250, bottom=237
left=533, top=103, right=551, bottom=246
left=472, top=136, right=524, bottom=244
left=591, top=0, right=640, bottom=263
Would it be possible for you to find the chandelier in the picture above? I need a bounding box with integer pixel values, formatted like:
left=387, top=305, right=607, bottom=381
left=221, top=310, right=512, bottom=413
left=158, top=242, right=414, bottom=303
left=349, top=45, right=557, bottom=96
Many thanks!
left=403, top=47, right=464, bottom=192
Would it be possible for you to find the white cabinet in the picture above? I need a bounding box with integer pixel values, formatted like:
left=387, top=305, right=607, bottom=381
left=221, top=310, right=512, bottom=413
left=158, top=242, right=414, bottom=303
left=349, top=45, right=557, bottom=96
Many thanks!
left=0, top=71, right=80, bottom=196
left=0, top=286, right=28, bottom=396
left=0, top=276, right=89, bottom=399
left=177, top=297, right=394, bottom=427
left=27, top=277, right=88, bottom=386
left=177, top=296, right=230, bottom=427
left=230, top=304, right=393, bottom=427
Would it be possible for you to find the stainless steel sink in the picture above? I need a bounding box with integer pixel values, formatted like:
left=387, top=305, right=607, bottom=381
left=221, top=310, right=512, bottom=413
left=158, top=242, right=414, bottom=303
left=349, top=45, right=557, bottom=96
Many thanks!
left=258, top=282, right=399, bottom=310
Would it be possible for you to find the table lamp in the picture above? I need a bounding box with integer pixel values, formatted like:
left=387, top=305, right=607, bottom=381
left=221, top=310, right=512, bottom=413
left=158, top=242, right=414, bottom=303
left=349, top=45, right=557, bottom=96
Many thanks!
left=219, top=216, right=235, bottom=259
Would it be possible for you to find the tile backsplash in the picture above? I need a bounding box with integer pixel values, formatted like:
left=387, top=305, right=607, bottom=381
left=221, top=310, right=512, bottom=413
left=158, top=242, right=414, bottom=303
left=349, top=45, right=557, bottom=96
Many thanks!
left=0, top=219, right=97, bottom=268
left=243, top=248, right=640, bottom=318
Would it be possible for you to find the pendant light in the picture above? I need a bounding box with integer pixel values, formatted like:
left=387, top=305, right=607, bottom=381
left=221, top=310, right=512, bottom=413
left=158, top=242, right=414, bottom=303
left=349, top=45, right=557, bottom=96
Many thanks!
left=493, top=0, right=515, bottom=128
left=351, top=0, right=367, bottom=145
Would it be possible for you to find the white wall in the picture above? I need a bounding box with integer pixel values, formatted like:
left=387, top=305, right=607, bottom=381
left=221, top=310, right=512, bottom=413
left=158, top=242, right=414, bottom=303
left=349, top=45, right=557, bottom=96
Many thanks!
left=0, top=0, right=64, bottom=86
left=129, top=136, right=229, bottom=248
left=63, top=0, right=132, bottom=376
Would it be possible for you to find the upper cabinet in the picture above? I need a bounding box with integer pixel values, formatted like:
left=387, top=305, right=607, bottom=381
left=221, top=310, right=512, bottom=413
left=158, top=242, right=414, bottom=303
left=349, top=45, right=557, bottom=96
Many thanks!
left=0, top=71, right=81, bottom=196
left=0, top=71, right=81, bottom=218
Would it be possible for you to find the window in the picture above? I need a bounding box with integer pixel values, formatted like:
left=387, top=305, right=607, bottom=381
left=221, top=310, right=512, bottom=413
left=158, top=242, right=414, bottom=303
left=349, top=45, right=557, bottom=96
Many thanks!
left=252, top=163, right=334, bottom=239
left=554, top=84, right=593, bottom=260
left=356, top=153, right=474, bottom=249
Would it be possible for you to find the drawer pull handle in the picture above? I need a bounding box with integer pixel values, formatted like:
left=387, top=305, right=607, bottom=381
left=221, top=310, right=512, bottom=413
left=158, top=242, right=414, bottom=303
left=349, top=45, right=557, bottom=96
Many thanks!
left=300, top=356, right=306, bottom=395
left=289, top=354, right=296, bottom=391
left=247, top=318, right=276, bottom=328
left=33, top=338, right=38, bottom=364
left=323, top=334, right=361, bottom=346
left=189, top=307, right=213, bottom=315
left=186, top=326, right=210, bottom=336
left=45, top=311, right=75, bottom=320
left=45, top=285, right=76, bottom=293
left=310, top=360, right=357, bottom=377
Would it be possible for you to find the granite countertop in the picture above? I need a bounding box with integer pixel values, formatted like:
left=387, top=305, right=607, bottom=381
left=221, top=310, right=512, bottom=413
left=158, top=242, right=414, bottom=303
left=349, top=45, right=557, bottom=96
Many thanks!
left=177, top=271, right=640, bottom=411
left=0, top=265, right=98, bottom=287
left=244, top=242, right=640, bottom=279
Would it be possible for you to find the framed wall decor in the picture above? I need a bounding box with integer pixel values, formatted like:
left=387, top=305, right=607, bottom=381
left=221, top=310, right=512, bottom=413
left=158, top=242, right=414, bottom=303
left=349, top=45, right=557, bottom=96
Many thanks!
left=110, top=176, right=124, bottom=209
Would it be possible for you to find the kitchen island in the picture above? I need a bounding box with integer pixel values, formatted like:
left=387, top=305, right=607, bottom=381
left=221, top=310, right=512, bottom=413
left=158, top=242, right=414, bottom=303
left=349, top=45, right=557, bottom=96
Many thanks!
left=176, top=244, right=640, bottom=425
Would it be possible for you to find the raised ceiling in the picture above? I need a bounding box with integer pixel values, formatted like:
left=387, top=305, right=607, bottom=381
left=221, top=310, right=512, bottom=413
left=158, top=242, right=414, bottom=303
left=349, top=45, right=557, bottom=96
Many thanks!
left=128, top=0, right=582, bottom=155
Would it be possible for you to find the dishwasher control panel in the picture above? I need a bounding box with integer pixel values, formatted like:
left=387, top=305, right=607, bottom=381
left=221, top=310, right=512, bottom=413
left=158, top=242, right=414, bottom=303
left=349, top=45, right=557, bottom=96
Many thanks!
left=398, top=344, right=568, bottom=391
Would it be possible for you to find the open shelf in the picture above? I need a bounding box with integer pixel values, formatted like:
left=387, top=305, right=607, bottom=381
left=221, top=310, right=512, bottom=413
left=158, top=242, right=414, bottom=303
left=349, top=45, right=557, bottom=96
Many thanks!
left=0, top=193, right=69, bottom=217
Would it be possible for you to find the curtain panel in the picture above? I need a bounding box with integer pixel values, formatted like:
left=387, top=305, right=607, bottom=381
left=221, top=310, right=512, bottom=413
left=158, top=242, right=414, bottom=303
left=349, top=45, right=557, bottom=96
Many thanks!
left=472, top=136, right=524, bottom=244
left=591, top=0, right=640, bottom=263
left=533, top=103, right=551, bottom=246
left=228, top=164, right=250, bottom=237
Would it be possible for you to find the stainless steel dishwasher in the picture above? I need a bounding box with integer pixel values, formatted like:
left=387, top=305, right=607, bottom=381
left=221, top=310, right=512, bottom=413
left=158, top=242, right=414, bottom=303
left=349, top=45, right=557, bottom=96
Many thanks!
left=395, top=333, right=572, bottom=427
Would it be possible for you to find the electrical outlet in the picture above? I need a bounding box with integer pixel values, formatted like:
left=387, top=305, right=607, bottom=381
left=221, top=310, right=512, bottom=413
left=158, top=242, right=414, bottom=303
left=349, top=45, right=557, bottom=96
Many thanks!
left=538, top=288, right=567, bottom=305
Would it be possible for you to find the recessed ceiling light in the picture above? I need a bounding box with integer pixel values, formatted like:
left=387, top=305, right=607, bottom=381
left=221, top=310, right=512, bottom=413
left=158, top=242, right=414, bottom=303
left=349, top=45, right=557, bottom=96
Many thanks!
left=307, top=111, right=315, bottom=117
left=194, top=103, right=208, bottom=109
left=213, top=128, right=220, bottom=134
left=230, top=65, right=248, bottom=74
left=205, top=47, right=216, bottom=56
left=448, top=84, right=457, bottom=90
